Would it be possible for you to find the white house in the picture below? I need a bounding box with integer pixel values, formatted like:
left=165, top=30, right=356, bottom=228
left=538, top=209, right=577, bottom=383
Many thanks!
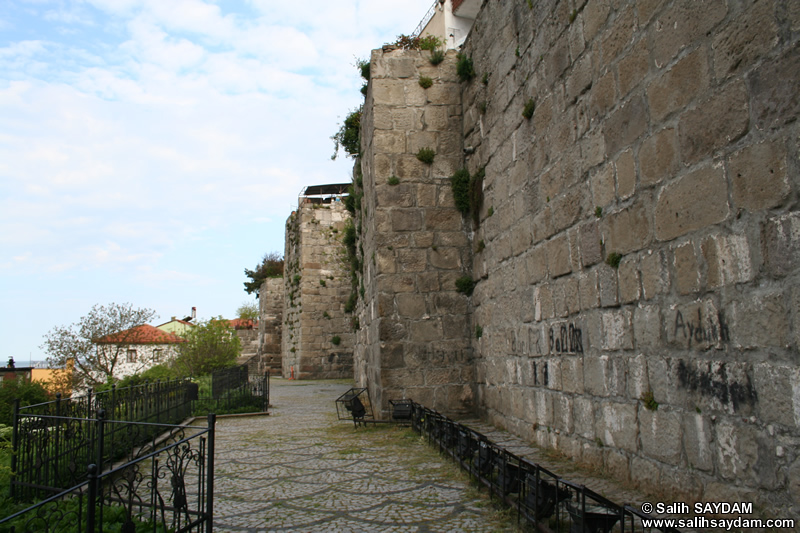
left=94, top=324, right=185, bottom=381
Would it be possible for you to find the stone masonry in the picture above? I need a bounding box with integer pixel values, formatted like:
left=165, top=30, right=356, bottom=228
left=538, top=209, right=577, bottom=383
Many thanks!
left=282, top=195, right=354, bottom=379
left=346, top=0, right=800, bottom=519
left=257, top=277, right=284, bottom=374
left=354, top=48, right=475, bottom=419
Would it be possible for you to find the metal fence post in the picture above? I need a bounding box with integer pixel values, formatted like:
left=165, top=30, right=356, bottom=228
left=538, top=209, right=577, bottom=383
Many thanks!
left=86, top=463, right=99, bottom=533
left=206, top=413, right=216, bottom=533
left=10, top=398, right=20, bottom=500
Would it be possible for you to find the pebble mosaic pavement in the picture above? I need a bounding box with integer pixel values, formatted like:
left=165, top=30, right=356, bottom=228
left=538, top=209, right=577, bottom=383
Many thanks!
left=211, top=379, right=515, bottom=532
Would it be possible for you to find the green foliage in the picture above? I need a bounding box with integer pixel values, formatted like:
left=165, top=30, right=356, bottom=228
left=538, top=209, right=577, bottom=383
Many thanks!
left=642, top=390, right=659, bottom=411
left=356, top=57, right=370, bottom=80
left=390, top=34, right=420, bottom=49
left=456, top=53, right=475, bottom=82
left=387, top=176, right=400, bottom=186
left=344, top=292, right=358, bottom=313
left=476, top=240, right=486, bottom=253
left=487, top=206, right=494, bottom=217
left=450, top=167, right=485, bottom=226
left=606, top=252, right=623, bottom=269
left=450, top=168, right=471, bottom=214
left=0, top=378, right=50, bottom=426
left=331, top=335, right=341, bottom=346
left=479, top=100, right=487, bottom=114
left=455, top=276, right=477, bottom=296
left=416, top=147, right=436, bottom=164
left=595, top=206, right=603, bottom=218
left=429, top=49, right=445, bottom=65
left=418, top=76, right=433, bottom=89
left=292, top=274, right=301, bottom=286
left=41, top=302, right=158, bottom=389
left=482, top=72, right=489, bottom=85
left=172, top=320, right=241, bottom=377
left=522, top=98, right=535, bottom=119
left=319, top=279, right=326, bottom=287
left=236, top=301, right=259, bottom=320
left=244, top=251, right=284, bottom=295
left=331, top=107, right=362, bottom=160
left=515, top=46, right=520, bottom=57
left=569, top=9, right=578, bottom=23
left=475, top=325, right=483, bottom=339
left=323, top=311, right=330, bottom=319
left=418, top=35, right=442, bottom=51
left=111, top=364, right=179, bottom=389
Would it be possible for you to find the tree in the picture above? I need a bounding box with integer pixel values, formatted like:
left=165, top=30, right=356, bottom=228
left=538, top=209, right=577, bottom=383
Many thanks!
left=172, top=320, right=241, bottom=377
left=243, top=251, right=284, bottom=296
left=0, top=378, right=51, bottom=426
left=236, top=301, right=259, bottom=321
left=41, top=303, right=158, bottom=390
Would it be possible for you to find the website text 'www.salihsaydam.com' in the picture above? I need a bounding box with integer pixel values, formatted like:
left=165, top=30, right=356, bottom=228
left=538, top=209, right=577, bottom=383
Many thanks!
left=640, top=502, right=796, bottom=530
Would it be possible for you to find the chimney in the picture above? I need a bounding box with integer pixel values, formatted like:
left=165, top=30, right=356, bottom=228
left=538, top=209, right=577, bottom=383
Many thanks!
left=192, top=307, right=196, bottom=320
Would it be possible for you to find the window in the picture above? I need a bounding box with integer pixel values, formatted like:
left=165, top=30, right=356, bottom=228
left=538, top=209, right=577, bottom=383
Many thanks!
left=127, top=349, right=138, bottom=363
left=153, top=349, right=163, bottom=363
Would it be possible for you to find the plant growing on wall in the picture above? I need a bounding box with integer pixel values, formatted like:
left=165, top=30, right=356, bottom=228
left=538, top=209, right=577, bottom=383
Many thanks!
left=243, top=251, right=284, bottom=295
left=450, top=167, right=485, bottom=226
left=456, top=53, right=475, bottom=82
left=455, top=276, right=477, bottom=296
left=522, top=98, right=535, bottom=119
left=419, top=76, right=433, bottom=89
left=606, top=252, right=622, bottom=269
left=429, top=49, right=445, bottom=65
left=331, top=107, right=362, bottom=160
left=416, top=147, right=436, bottom=164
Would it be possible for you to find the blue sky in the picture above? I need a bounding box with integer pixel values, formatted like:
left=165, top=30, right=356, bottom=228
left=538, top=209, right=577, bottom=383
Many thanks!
left=0, top=0, right=434, bottom=364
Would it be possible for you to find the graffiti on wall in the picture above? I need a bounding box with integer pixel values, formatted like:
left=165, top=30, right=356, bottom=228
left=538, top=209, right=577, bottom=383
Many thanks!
left=548, top=323, right=583, bottom=354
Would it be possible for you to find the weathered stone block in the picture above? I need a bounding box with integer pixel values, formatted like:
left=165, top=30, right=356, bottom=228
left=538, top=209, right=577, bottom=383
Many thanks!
left=701, top=233, right=753, bottom=289
left=602, top=309, right=634, bottom=351
left=597, top=401, right=638, bottom=452
left=617, top=37, right=648, bottom=97
left=712, top=0, right=778, bottom=80
left=651, top=0, right=727, bottom=67
left=374, top=130, right=406, bottom=154
left=678, top=81, right=749, bottom=165
left=590, top=164, right=615, bottom=208
left=749, top=47, right=800, bottom=130
left=647, top=48, right=709, bottom=122
left=573, top=396, right=595, bottom=439
left=376, top=183, right=415, bottom=207
left=604, top=95, right=648, bottom=155
left=583, top=0, right=610, bottom=42
left=633, top=304, right=661, bottom=351
left=598, top=263, right=618, bottom=308
left=639, top=127, right=679, bottom=187
left=753, top=363, right=800, bottom=428
left=561, top=356, right=585, bottom=394
left=731, top=291, right=789, bottom=350
left=615, top=149, right=635, bottom=200
left=729, top=139, right=789, bottom=212
left=639, top=407, right=682, bottom=465
left=673, top=241, right=699, bottom=295
left=579, top=221, right=602, bottom=267
left=533, top=284, right=554, bottom=322
left=546, top=233, right=572, bottom=278
left=395, top=293, right=426, bottom=319
left=626, top=353, right=649, bottom=400
left=640, top=249, right=668, bottom=299
left=600, top=5, right=635, bottom=67
left=395, top=248, right=427, bottom=272
left=409, top=318, right=443, bottom=342
left=654, top=164, right=729, bottom=241
left=579, top=269, right=600, bottom=310
left=763, top=212, right=800, bottom=278
left=618, top=255, right=640, bottom=304
left=372, top=79, right=405, bottom=105
left=602, top=196, right=651, bottom=254
left=667, top=299, right=729, bottom=351
left=589, top=70, right=616, bottom=122
left=715, top=420, right=779, bottom=489
left=390, top=208, right=423, bottom=232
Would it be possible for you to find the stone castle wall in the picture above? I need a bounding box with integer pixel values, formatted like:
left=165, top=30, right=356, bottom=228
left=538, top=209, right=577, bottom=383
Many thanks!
left=455, top=0, right=799, bottom=515
left=355, top=49, right=475, bottom=417
left=258, top=277, right=284, bottom=374
left=282, top=198, right=354, bottom=379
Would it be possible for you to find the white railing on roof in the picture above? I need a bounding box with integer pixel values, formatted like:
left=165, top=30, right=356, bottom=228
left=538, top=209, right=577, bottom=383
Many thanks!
left=412, top=0, right=439, bottom=38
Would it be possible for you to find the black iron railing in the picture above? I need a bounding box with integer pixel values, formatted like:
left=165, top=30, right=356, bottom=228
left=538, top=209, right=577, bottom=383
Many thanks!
left=12, top=379, right=195, bottom=501
left=1, top=414, right=214, bottom=533
left=408, top=402, right=681, bottom=533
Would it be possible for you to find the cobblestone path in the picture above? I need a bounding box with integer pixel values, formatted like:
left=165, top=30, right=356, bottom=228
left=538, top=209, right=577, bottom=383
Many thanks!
left=212, top=379, right=515, bottom=532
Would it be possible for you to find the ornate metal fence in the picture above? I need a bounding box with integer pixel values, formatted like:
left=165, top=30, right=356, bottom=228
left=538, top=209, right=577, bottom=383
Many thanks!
left=409, top=402, right=681, bottom=533
left=1, top=414, right=215, bottom=533
left=11, top=379, right=195, bottom=501
left=195, top=367, right=269, bottom=415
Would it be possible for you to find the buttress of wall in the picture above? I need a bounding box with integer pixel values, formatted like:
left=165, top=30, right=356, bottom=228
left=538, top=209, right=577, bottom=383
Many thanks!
left=258, top=277, right=284, bottom=374
left=355, top=48, right=475, bottom=418
left=282, top=199, right=354, bottom=379
left=461, top=0, right=800, bottom=516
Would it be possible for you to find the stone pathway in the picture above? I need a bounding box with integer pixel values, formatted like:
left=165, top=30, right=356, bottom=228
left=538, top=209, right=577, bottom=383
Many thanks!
left=212, top=379, right=516, bottom=532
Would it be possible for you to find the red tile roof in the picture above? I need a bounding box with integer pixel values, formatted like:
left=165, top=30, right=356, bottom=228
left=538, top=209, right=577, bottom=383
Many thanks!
left=217, top=318, right=258, bottom=329
left=94, top=324, right=186, bottom=345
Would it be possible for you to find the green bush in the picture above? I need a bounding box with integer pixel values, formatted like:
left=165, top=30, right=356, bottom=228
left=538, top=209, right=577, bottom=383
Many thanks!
left=522, top=98, right=535, bottom=119
left=416, top=147, right=435, bottom=164
left=0, top=378, right=51, bottom=426
left=418, top=76, right=433, bottom=89
left=419, top=35, right=442, bottom=51
left=456, top=53, right=475, bottom=82
left=387, top=176, right=400, bottom=186
left=331, top=108, right=362, bottom=160
left=606, top=252, right=623, bottom=269
left=455, top=276, right=477, bottom=296
left=450, top=168, right=471, bottom=214
left=429, top=49, right=445, bottom=65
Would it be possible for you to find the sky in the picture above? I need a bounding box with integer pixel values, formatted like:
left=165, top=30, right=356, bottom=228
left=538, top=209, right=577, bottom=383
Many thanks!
left=0, top=0, right=435, bottom=364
